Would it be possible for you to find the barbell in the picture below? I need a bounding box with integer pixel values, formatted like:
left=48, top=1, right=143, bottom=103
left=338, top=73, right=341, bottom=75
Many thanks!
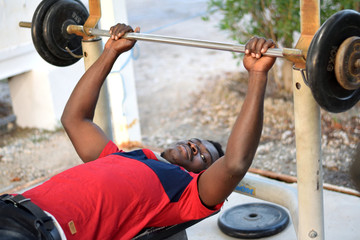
left=20, top=0, right=360, bottom=113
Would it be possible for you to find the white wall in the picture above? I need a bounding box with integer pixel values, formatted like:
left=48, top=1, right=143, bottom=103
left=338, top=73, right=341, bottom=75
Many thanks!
left=8, top=61, right=85, bottom=129
left=1, top=0, right=142, bottom=146
left=0, top=0, right=41, bottom=79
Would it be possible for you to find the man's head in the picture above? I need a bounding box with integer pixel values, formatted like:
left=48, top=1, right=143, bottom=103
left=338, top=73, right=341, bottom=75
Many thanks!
left=161, top=138, right=224, bottom=173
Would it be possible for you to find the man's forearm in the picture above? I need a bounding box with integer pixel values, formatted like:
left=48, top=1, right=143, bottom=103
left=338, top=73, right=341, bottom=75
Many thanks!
left=225, top=71, right=268, bottom=176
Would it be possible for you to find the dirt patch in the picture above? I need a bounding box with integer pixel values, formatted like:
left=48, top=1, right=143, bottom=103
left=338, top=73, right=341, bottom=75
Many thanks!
left=0, top=127, right=81, bottom=193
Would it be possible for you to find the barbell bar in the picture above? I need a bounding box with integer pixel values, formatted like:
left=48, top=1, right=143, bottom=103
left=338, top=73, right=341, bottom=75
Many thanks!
left=19, top=22, right=304, bottom=60
left=87, top=27, right=303, bottom=59
left=19, top=0, right=360, bottom=113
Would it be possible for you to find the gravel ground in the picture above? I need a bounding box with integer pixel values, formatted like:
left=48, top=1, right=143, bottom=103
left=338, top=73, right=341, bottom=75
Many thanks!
left=1, top=0, right=359, bottom=193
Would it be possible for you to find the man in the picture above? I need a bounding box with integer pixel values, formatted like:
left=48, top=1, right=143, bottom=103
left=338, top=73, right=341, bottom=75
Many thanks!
left=0, top=23, right=276, bottom=239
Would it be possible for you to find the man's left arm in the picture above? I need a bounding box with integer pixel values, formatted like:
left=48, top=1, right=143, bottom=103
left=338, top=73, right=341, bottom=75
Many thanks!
left=197, top=37, right=276, bottom=207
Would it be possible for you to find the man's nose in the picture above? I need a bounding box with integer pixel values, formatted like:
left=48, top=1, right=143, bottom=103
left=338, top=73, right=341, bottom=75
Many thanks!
left=187, top=141, right=198, bottom=155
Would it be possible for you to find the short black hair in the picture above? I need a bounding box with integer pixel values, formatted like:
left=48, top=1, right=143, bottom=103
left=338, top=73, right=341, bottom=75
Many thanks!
left=207, top=140, right=225, bottom=161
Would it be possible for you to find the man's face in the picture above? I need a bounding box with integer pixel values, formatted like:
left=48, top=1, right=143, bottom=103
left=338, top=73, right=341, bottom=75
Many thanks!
left=161, top=138, right=220, bottom=173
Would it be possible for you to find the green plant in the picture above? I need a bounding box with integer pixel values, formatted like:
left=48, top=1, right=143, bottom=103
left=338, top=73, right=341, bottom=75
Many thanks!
left=204, top=0, right=359, bottom=90
left=205, top=0, right=359, bottom=47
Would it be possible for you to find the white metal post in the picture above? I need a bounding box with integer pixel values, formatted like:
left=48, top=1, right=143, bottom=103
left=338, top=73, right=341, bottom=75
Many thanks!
left=293, top=71, right=324, bottom=239
left=291, top=0, right=324, bottom=239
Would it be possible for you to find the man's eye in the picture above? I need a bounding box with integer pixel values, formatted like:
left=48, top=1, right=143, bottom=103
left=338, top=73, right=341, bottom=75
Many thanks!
left=200, top=154, right=206, bottom=162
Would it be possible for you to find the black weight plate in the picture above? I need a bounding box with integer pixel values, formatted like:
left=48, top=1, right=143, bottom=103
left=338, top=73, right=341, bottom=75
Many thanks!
left=218, top=203, right=289, bottom=239
left=43, top=0, right=89, bottom=63
left=31, top=0, right=66, bottom=66
left=306, top=9, right=360, bottom=113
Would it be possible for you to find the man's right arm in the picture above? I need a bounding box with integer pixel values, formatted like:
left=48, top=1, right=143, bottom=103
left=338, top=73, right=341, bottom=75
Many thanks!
left=197, top=37, right=276, bottom=207
left=61, top=24, right=139, bottom=163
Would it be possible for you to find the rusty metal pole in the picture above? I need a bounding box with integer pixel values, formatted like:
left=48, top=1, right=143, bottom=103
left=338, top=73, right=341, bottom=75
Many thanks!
left=293, top=0, right=324, bottom=239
